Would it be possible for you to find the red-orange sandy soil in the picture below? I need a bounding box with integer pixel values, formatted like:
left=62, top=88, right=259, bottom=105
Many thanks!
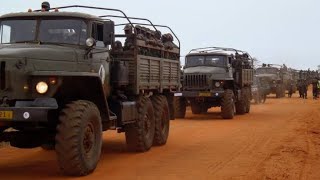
left=0, top=93, right=319, bottom=180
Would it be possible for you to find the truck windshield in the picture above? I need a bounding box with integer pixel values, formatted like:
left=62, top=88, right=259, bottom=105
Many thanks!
left=186, top=55, right=226, bottom=67
left=0, top=20, right=36, bottom=43
left=256, top=68, right=278, bottom=74
left=0, top=19, right=87, bottom=45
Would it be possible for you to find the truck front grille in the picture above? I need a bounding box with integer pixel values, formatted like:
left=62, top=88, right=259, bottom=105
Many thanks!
left=184, top=74, right=208, bottom=89
left=0, top=61, right=6, bottom=90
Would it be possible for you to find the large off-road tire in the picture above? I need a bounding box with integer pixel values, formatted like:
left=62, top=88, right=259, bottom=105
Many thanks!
left=191, top=102, right=202, bottom=114
left=125, top=96, right=155, bottom=152
left=262, top=94, right=267, bottom=103
left=201, top=107, right=209, bottom=113
left=253, top=97, right=258, bottom=104
left=235, top=100, right=246, bottom=115
left=55, top=100, right=102, bottom=176
left=282, top=88, right=286, bottom=98
left=221, top=89, right=235, bottom=119
left=244, top=88, right=251, bottom=113
left=245, top=99, right=251, bottom=113
left=173, top=97, right=186, bottom=118
left=236, top=88, right=250, bottom=115
left=151, top=95, right=170, bottom=146
left=276, top=86, right=283, bottom=98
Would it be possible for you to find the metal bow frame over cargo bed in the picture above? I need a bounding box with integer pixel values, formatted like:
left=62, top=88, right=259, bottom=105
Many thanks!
left=102, top=15, right=181, bottom=94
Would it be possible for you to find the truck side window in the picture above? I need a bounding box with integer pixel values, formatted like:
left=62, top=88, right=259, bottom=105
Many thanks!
left=92, top=23, right=104, bottom=47
left=0, top=25, right=11, bottom=43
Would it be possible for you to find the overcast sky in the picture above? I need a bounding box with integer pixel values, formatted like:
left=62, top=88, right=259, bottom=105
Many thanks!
left=1, top=0, right=319, bottom=70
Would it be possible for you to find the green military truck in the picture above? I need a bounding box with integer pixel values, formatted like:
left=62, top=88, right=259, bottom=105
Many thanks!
left=0, top=5, right=181, bottom=176
left=175, top=47, right=254, bottom=119
left=255, top=64, right=291, bottom=98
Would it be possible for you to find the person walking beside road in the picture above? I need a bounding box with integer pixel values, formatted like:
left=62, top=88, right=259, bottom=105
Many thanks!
left=312, top=79, right=318, bottom=100
left=302, top=81, right=308, bottom=99
left=298, top=80, right=303, bottom=98
left=317, top=78, right=320, bottom=99
left=288, top=81, right=294, bottom=98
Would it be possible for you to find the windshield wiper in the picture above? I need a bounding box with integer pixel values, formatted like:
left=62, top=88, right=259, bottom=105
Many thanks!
left=15, top=40, right=41, bottom=44
left=39, top=41, right=68, bottom=47
left=15, top=40, right=67, bottom=47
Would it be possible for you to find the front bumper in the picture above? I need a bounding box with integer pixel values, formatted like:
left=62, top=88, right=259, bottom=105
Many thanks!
left=0, top=98, right=58, bottom=122
left=177, top=90, right=225, bottom=98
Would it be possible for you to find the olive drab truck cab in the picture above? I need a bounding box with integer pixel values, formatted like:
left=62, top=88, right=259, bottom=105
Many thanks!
left=175, top=47, right=254, bottom=119
left=255, top=64, right=291, bottom=98
left=251, top=75, right=270, bottom=104
left=0, top=4, right=181, bottom=176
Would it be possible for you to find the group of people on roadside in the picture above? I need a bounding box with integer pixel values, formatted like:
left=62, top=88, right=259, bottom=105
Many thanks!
left=296, top=80, right=309, bottom=99
left=297, top=78, right=320, bottom=99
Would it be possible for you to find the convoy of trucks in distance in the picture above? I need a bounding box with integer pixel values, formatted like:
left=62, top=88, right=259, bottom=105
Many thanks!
left=0, top=2, right=318, bottom=177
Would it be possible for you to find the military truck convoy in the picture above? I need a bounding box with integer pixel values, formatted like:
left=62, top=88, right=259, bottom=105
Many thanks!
left=251, top=75, right=270, bottom=104
left=175, top=47, right=254, bottom=119
left=0, top=2, right=318, bottom=178
left=0, top=4, right=181, bottom=176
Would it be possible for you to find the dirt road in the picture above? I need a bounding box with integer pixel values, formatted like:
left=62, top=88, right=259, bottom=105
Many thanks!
left=0, top=93, right=319, bottom=180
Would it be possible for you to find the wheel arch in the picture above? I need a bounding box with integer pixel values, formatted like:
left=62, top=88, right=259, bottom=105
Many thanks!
left=54, top=75, right=110, bottom=122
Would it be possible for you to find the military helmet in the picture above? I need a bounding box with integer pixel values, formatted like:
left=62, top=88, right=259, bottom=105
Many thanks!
left=124, top=24, right=132, bottom=30
left=41, top=1, right=50, bottom=11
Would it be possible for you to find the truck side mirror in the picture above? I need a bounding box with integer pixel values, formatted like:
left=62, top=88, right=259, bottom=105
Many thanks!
left=103, top=21, right=115, bottom=45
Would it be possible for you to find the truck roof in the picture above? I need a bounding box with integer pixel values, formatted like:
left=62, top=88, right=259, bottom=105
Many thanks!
left=186, top=52, right=230, bottom=57
left=0, top=11, right=101, bottom=20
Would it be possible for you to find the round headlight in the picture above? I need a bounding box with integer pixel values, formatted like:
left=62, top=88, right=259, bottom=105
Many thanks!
left=86, top=38, right=95, bottom=47
left=215, top=81, right=221, bottom=87
left=36, top=81, right=48, bottom=94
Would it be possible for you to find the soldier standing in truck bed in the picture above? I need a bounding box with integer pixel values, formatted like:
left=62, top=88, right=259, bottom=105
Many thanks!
left=123, top=24, right=134, bottom=51
left=41, top=1, right=50, bottom=11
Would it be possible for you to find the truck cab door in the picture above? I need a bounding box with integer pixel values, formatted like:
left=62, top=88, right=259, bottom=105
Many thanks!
left=88, top=22, right=111, bottom=96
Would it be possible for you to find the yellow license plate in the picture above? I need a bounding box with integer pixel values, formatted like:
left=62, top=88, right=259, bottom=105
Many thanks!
left=0, top=111, right=13, bottom=120
left=199, top=92, right=211, bottom=97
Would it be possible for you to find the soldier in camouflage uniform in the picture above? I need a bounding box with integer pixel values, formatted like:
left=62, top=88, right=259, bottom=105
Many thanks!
left=123, top=24, right=134, bottom=51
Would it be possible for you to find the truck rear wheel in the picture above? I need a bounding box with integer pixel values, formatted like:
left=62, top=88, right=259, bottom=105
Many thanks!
left=276, top=86, right=282, bottom=98
left=245, top=88, right=251, bottom=113
left=151, top=95, right=170, bottom=146
left=245, top=99, right=251, bottom=113
left=125, top=96, right=155, bottom=152
left=173, top=97, right=186, bottom=118
left=236, top=100, right=246, bottom=115
left=221, top=89, right=235, bottom=119
left=55, top=100, right=102, bottom=176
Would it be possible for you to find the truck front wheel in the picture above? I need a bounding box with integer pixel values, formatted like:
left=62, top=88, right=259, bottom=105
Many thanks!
left=55, top=100, right=102, bottom=176
left=173, top=97, right=186, bottom=118
left=125, top=96, right=155, bottom=152
left=151, top=95, right=170, bottom=146
left=221, top=89, right=235, bottom=119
